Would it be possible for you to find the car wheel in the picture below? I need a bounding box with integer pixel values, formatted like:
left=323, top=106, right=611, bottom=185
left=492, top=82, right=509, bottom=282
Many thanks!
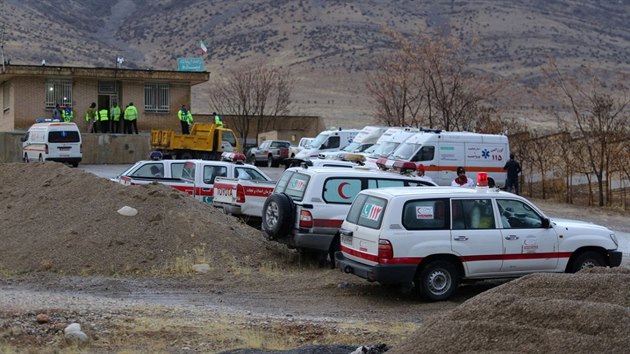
left=416, top=260, right=460, bottom=301
left=262, top=193, right=294, bottom=240
left=247, top=155, right=256, bottom=165
left=569, top=251, right=605, bottom=273
left=71, top=162, right=79, bottom=168
left=23, top=154, right=29, bottom=163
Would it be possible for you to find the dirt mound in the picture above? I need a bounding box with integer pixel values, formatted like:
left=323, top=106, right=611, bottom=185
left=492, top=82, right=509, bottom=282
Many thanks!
left=0, top=163, right=284, bottom=275
left=391, top=267, right=630, bottom=353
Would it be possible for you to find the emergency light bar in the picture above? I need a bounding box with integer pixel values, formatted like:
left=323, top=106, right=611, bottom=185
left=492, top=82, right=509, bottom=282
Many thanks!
left=477, top=172, right=489, bottom=187
left=221, top=152, right=247, bottom=163
left=392, top=161, right=417, bottom=175
left=375, top=158, right=388, bottom=170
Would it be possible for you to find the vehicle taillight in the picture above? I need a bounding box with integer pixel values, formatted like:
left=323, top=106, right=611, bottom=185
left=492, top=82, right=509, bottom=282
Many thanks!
left=45, top=144, right=49, bottom=154
left=236, top=184, right=245, bottom=203
left=378, top=239, right=393, bottom=262
left=80, top=143, right=83, bottom=153
left=299, top=210, right=313, bottom=228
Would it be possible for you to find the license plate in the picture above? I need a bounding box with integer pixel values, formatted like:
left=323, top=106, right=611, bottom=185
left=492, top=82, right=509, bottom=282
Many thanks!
left=341, top=234, right=353, bottom=245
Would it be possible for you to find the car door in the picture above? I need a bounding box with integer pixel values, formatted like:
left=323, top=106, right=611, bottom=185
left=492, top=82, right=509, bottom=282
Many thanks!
left=497, top=198, right=559, bottom=273
left=450, top=198, right=504, bottom=277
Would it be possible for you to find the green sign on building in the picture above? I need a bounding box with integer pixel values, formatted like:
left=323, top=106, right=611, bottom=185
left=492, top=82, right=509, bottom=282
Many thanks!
left=177, top=58, right=205, bottom=72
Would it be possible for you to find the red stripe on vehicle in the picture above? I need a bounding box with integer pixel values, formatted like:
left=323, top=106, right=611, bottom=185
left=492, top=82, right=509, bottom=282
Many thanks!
left=214, top=183, right=236, bottom=191
left=423, top=165, right=505, bottom=173
left=194, top=187, right=213, bottom=196
left=313, top=219, right=343, bottom=228
left=171, top=185, right=194, bottom=195
left=341, top=245, right=379, bottom=262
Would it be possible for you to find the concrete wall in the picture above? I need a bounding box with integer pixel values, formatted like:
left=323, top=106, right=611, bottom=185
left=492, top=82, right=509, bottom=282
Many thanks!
left=0, top=132, right=152, bottom=164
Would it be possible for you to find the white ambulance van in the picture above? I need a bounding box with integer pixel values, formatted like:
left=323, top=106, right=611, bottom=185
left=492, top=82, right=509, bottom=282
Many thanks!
left=319, top=126, right=388, bottom=160
left=384, top=130, right=509, bottom=187
left=21, top=120, right=82, bottom=167
left=362, top=127, right=420, bottom=167
left=294, top=128, right=360, bottom=161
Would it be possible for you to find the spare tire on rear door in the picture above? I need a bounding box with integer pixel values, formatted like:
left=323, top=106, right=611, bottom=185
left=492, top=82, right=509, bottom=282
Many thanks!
left=262, top=193, right=294, bottom=240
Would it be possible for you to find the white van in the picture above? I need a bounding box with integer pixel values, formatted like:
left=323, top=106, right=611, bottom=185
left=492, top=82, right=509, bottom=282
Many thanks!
left=294, top=128, right=360, bottom=160
left=21, top=120, right=82, bottom=167
left=384, top=130, right=509, bottom=187
left=362, top=127, right=420, bottom=167
left=318, top=126, right=388, bottom=160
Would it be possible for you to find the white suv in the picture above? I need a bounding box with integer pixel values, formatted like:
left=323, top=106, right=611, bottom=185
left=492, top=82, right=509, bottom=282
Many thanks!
left=336, top=186, right=622, bottom=301
left=261, top=166, right=437, bottom=261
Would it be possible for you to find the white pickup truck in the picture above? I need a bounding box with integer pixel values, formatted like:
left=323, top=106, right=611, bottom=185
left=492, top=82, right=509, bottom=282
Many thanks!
left=212, top=177, right=277, bottom=218
left=115, top=159, right=271, bottom=204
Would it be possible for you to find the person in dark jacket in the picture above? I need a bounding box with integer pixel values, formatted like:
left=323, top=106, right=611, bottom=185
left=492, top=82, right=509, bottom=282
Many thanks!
left=504, top=153, right=522, bottom=194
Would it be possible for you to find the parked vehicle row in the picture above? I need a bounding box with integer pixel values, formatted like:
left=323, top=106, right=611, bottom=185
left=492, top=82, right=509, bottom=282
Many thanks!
left=108, top=123, right=623, bottom=302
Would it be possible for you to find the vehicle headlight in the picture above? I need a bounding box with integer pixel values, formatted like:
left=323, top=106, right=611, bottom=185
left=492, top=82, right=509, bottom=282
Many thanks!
left=610, top=233, right=619, bottom=247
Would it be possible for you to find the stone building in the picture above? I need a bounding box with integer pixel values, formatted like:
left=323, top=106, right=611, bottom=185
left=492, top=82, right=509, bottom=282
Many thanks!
left=0, top=64, right=208, bottom=132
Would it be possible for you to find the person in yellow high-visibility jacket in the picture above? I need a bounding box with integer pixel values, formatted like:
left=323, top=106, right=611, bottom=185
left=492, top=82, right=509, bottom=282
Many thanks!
left=178, top=105, right=193, bottom=134
left=124, top=102, right=138, bottom=134
left=110, top=102, right=122, bottom=134
left=98, top=106, right=109, bottom=133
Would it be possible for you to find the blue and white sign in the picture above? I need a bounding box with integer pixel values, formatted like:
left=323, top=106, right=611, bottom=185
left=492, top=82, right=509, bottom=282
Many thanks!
left=177, top=57, right=205, bottom=72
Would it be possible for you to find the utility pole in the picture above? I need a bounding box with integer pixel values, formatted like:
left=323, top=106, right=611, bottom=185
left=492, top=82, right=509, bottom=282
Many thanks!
left=1, top=25, right=6, bottom=73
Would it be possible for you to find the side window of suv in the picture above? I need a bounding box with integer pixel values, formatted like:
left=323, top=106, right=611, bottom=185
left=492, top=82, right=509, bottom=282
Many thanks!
left=323, top=178, right=362, bottom=204
left=402, top=198, right=449, bottom=230
left=451, top=199, right=495, bottom=230
left=496, top=199, right=543, bottom=229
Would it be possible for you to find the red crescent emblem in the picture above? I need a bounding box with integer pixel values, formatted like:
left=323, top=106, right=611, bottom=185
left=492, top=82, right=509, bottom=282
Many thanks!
left=338, top=182, right=350, bottom=199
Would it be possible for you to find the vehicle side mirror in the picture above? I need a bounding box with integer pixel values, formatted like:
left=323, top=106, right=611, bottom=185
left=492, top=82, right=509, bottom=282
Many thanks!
left=20, top=135, right=27, bottom=142
left=541, top=218, right=551, bottom=228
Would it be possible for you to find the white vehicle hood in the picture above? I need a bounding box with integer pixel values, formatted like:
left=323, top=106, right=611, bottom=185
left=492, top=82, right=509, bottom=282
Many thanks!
left=295, top=148, right=320, bottom=160
left=551, top=218, right=612, bottom=234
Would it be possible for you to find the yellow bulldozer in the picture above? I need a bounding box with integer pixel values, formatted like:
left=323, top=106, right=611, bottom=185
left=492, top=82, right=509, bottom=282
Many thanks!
left=150, top=123, right=240, bottom=160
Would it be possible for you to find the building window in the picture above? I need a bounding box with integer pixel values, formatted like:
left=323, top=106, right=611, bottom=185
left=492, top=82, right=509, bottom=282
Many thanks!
left=144, top=83, right=169, bottom=113
left=2, top=82, right=9, bottom=111
left=45, top=79, right=72, bottom=108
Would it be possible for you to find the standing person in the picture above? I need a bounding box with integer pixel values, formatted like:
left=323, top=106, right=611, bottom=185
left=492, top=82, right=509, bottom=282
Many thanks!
left=213, top=112, right=223, bottom=128
left=451, top=166, right=475, bottom=187
left=178, top=105, right=193, bottom=134
left=86, top=102, right=97, bottom=133
left=504, top=153, right=522, bottom=194
left=122, top=103, right=129, bottom=134
left=110, top=102, right=121, bottom=134
left=98, top=106, right=109, bottom=133
left=62, top=105, right=74, bottom=122
left=52, top=104, right=62, bottom=121
left=124, top=102, right=138, bottom=134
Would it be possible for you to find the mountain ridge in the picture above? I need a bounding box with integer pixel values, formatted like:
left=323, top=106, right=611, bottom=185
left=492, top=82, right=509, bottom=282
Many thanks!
left=2, top=0, right=630, bottom=126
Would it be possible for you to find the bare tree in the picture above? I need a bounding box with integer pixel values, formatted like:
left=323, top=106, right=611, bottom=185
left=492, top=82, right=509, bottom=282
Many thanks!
left=365, top=50, right=424, bottom=127
left=209, top=63, right=293, bottom=145
left=367, top=29, right=505, bottom=131
left=543, top=59, right=630, bottom=206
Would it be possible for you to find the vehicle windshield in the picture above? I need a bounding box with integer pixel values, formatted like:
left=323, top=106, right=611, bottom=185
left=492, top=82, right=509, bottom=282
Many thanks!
left=370, top=142, right=400, bottom=158
left=300, top=139, right=313, bottom=148
left=309, top=133, right=329, bottom=149
left=392, top=143, right=422, bottom=160
left=364, top=144, right=379, bottom=154
left=341, top=142, right=361, bottom=152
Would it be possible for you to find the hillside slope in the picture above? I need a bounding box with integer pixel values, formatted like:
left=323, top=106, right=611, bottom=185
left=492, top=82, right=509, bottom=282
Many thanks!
left=2, top=0, right=629, bottom=125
